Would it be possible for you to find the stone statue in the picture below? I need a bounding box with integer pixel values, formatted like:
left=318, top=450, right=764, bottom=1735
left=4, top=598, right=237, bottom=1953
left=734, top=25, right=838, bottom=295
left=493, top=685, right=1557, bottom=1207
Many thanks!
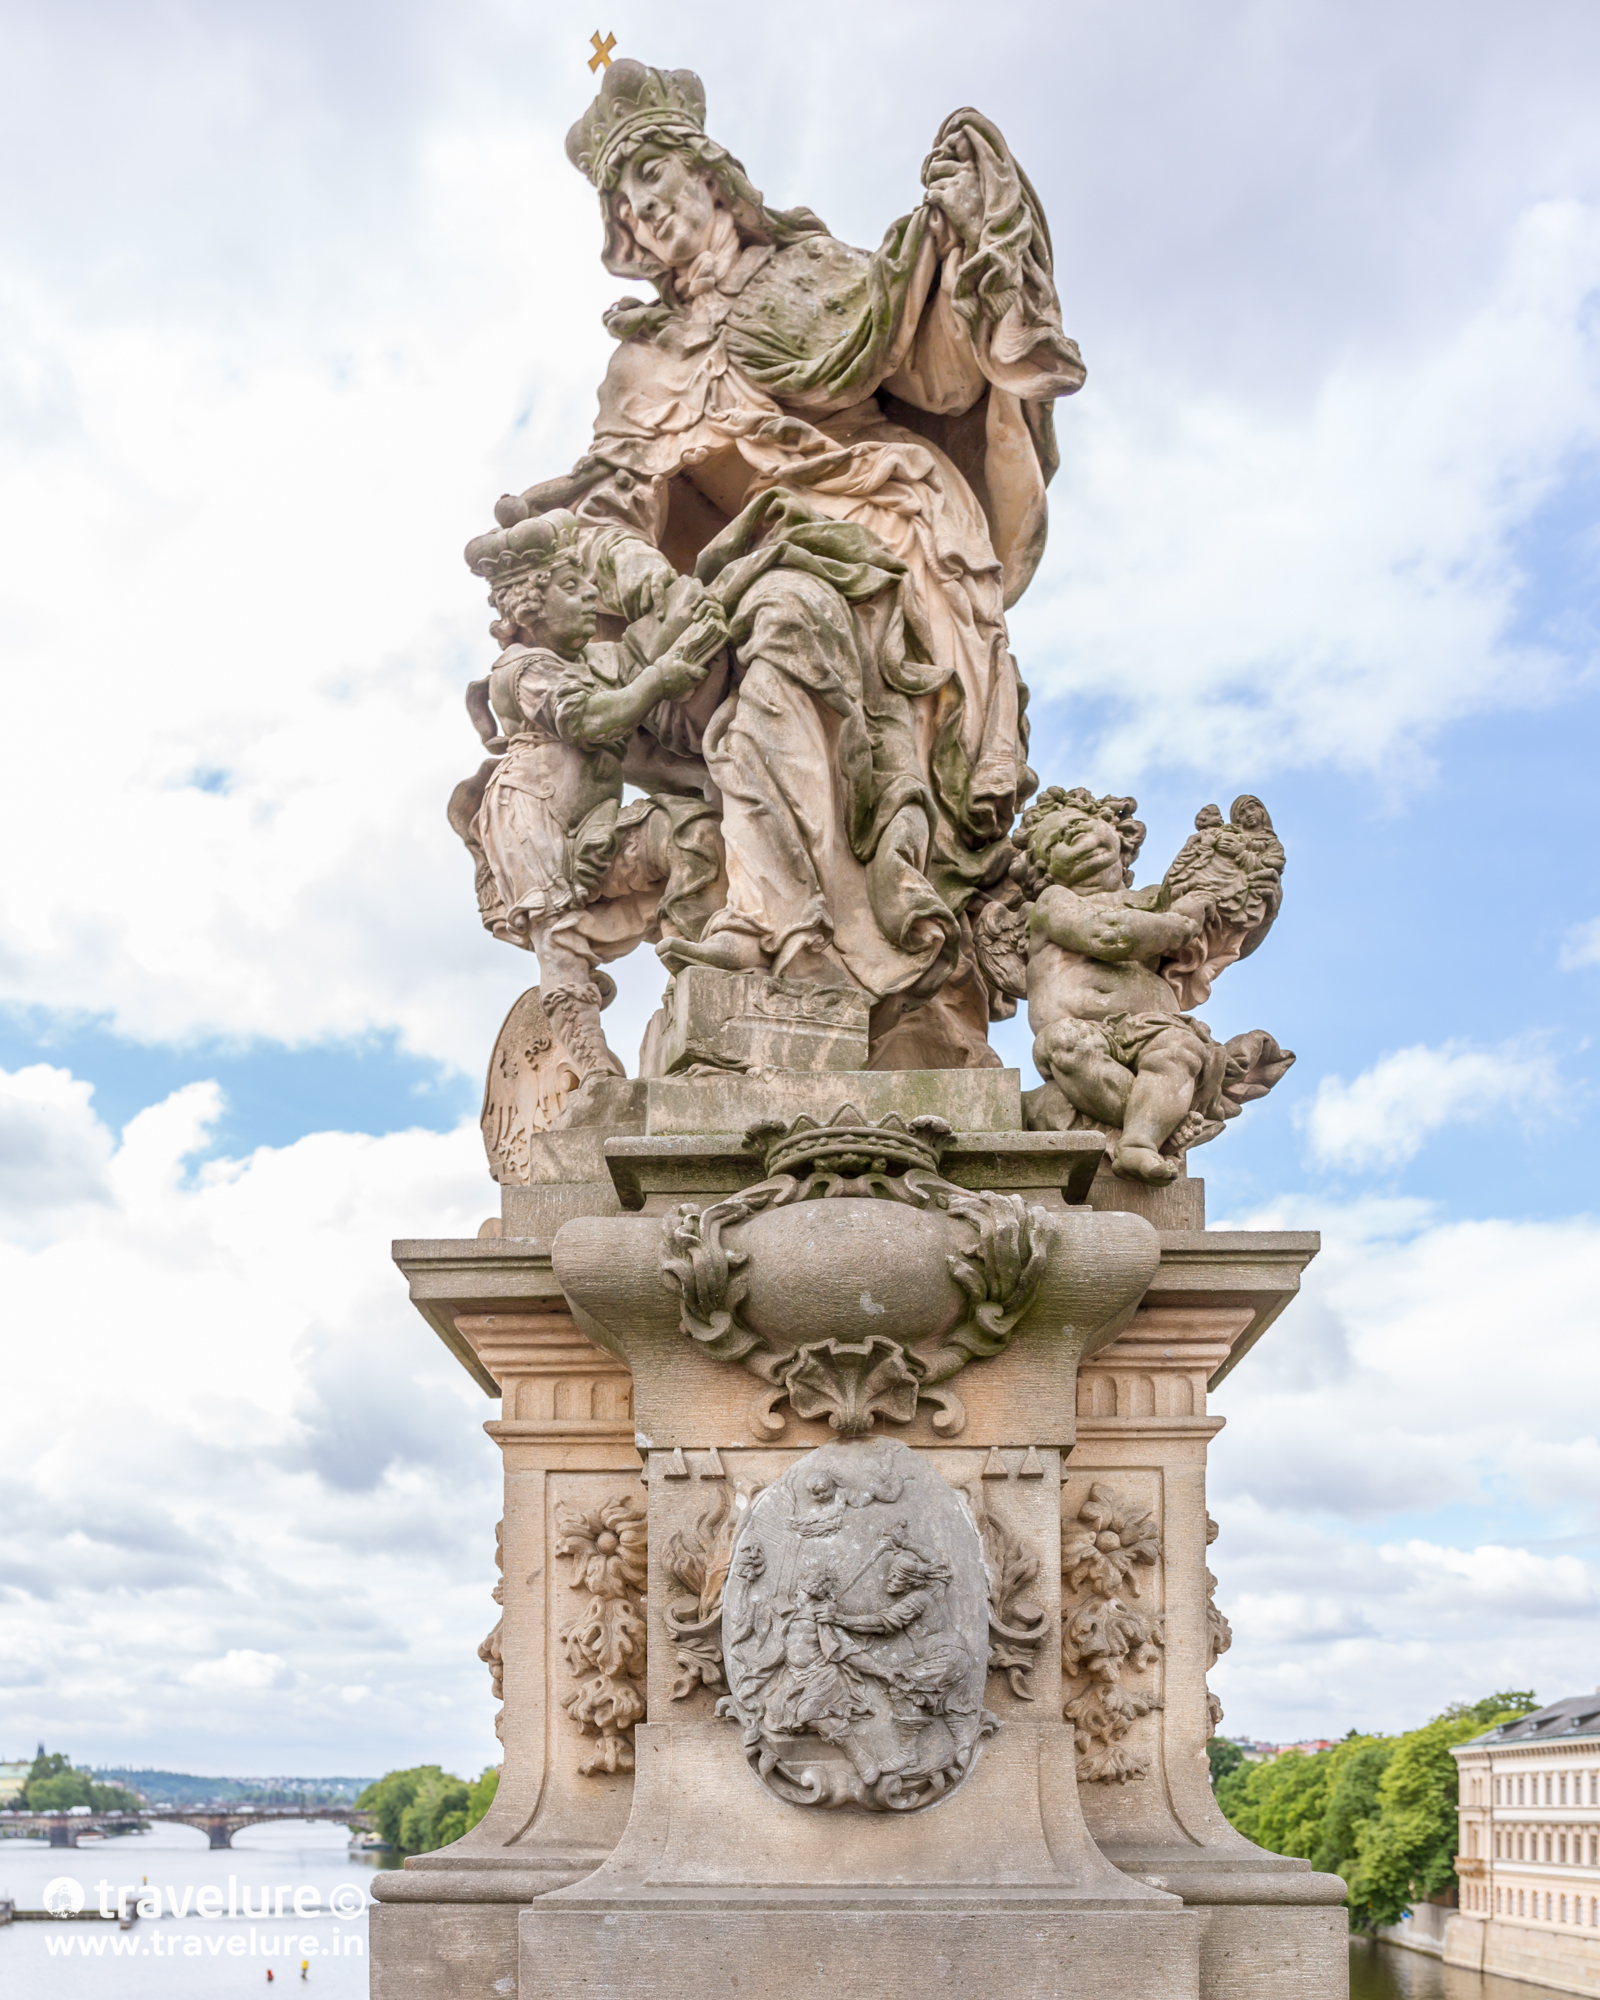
left=984, top=788, right=1294, bottom=1184
left=482, top=57, right=1084, bottom=1069
left=448, top=509, right=727, bottom=1083
left=448, top=55, right=1296, bottom=1185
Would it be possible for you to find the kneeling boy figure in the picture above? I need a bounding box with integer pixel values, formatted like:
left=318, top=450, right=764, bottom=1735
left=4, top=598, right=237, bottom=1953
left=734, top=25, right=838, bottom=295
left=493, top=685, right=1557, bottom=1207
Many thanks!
left=1019, top=788, right=1293, bottom=1185
left=452, top=508, right=727, bottom=1084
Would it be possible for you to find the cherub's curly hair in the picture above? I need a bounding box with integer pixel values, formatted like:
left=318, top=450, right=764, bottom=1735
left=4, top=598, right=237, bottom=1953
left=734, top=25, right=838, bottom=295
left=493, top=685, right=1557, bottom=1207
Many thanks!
left=1010, top=787, right=1146, bottom=894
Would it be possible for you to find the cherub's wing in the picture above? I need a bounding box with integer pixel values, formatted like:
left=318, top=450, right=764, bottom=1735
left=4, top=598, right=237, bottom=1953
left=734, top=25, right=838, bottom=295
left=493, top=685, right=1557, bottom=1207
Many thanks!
left=972, top=899, right=1030, bottom=1003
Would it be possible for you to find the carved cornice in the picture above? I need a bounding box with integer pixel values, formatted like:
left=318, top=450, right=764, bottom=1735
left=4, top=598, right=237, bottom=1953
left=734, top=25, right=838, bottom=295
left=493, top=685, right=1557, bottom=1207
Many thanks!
left=453, top=1308, right=633, bottom=1435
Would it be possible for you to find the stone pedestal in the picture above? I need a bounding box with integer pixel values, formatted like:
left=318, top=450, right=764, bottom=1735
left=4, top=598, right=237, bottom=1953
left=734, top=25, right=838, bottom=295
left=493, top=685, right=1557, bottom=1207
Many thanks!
left=369, top=1288, right=641, bottom=1997
left=378, top=1068, right=1346, bottom=1999
left=1066, top=1234, right=1351, bottom=1998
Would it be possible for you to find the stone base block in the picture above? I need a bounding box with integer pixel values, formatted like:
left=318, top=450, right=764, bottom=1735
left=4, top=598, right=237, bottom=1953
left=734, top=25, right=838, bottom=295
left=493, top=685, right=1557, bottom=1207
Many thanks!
left=518, top=1903, right=1202, bottom=1999
left=370, top=1901, right=519, bottom=2000
left=656, top=966, right=870, bottom=1074
left=1192, top=1903, right=1350, bottom=2000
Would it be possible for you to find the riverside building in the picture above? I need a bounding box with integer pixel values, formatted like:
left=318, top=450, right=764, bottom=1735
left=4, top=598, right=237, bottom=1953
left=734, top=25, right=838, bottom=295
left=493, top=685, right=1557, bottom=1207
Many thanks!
left=1448, top=1693, right=1600, bottom=1995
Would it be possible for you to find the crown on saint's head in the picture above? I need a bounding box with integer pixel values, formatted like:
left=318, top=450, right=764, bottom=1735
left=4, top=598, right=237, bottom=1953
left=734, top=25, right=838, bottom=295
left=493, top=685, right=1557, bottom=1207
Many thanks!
left=463, top=510, right=582, bottom=591
left=565, top=58, right=707, bottom=190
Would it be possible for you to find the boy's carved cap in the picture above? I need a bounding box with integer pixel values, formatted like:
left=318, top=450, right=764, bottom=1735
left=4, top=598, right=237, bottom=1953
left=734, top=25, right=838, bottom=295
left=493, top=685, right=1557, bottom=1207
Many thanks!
left=464, top=509, right=581, bottom=586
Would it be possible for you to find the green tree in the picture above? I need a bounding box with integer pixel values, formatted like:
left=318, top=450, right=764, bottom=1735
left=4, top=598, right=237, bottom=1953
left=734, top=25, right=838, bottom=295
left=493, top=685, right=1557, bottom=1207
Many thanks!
left=24, top=1752, right=142, bottom=1815
left=401, top=1771, right=470, bottom=1853
left=1211, top=1692, right=1540, bottom=1932
left=1343, top=1693, right=1538, bottom=1930
left=1312, top=1737, right=1394, bottom=1877
left=1208, top=1738, right=1244, bottom=1784
left=357, top=1764, right=502, bottom=1857
left=1215, top=1749, right=1336, bottom=1857
left=464, top=1766, right=498, bottom=1833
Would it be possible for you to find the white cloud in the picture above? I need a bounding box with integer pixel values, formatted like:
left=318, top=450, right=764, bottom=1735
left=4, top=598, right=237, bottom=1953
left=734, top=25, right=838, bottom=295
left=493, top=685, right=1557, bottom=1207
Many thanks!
left=0, top=1064, right=113, bottom=1235
left=185, top=1651, right=294, bottom=1693
left=0, top=1069, right=502, bottom=1772
left=1022, top=197, right=1600, bottom=780
left=1300, top=1039, right=1564, bottom=1172
left=0, top=1, right=1598, bottom=1063
left=1560, top=919, right=1600, bottom=970
left=1204, top=1197, right=1600, bottom=1736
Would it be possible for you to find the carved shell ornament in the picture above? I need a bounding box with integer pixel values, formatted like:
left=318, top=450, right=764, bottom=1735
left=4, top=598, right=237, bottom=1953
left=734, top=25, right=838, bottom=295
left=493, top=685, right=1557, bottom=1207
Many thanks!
left=717, top=1439, right=995, bottom=1812
left=658, top=1106, right=1050, bottom=1439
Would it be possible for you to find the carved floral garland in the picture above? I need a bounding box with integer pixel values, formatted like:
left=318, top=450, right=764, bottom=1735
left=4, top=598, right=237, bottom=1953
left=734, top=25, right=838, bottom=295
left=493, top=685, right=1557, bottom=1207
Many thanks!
left=553, top=1492, right=648, bottom=1774
left=478, top=1517, right=506, bottom=1742
left=1204, top=1511, right=1232, bottom=1736
left=1060, top=1482, right=1164, bottom=1782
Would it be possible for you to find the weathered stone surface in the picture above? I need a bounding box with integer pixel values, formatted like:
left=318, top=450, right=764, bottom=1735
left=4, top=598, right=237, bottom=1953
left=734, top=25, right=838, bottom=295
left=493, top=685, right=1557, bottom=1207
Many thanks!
left=520, top=1905, right=1202, bottom=2000
left=553, top=1109, right=1160, bottom=1451
left=718, top=1439, right=993, bottom=1812
left=653, top=964, right=871, bottom=1075
left=994, top=790, right=1293, bottom=1183
left=389, top=1175, right=1340, bottom=1999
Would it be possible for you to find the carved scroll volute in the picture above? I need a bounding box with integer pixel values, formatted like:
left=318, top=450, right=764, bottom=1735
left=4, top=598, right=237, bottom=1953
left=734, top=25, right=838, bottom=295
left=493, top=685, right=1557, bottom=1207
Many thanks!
left=961, top=1481, right=1049, bottom=1700
left=1060, top=1481, right=1165, bottom=1782
left=552, top=1111, right=1160, bottom=1452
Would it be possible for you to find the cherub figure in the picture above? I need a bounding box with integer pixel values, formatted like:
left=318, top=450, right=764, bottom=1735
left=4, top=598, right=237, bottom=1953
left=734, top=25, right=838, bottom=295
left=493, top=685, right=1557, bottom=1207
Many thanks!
left=449, top=509, right=726, bottom=1084
left=1001, top=787, right=1294, bottom=1185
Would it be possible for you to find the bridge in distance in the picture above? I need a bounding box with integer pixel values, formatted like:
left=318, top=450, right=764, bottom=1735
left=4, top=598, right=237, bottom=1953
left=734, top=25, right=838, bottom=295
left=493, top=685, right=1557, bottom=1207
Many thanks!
left=0, top=1804, right=375, bottom=1849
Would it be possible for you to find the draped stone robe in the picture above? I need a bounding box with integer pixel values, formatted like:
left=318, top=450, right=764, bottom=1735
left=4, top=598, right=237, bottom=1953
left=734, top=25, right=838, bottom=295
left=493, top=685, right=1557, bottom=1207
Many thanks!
left=572, top=111, right=1085, bottom=1005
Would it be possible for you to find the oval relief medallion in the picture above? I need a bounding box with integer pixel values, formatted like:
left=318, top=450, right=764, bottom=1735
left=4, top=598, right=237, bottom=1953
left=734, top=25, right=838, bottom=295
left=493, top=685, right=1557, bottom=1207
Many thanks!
left=718, top=1438, right=994, bottom=1811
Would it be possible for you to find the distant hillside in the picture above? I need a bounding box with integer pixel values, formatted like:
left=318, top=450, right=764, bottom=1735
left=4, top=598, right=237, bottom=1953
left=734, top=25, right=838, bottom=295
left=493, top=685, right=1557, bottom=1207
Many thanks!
left=90, top=1769, right=374, bottom=1806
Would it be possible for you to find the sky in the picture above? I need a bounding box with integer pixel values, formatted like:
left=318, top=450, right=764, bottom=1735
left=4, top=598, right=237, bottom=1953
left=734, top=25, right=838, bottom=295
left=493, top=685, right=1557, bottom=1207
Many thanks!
left=0, top=0, right=1597, bottom=1778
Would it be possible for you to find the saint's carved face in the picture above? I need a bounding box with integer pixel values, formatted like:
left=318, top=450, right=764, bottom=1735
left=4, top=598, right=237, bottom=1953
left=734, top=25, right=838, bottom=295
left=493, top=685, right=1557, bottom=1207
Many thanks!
left=614, top=144, right=720, bottom=271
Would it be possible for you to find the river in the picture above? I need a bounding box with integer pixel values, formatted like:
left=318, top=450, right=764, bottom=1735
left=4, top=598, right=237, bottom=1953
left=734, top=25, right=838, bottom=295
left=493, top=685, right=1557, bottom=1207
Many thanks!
left=0, top=1820, right=382, bottom=1997
left=1352, top=1934, right=1566, bottom=1998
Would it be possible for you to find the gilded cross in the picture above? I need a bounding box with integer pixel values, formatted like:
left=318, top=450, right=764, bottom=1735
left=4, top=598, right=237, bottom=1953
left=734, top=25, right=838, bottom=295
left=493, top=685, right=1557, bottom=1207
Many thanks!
left=588, top=30, right=616, bottom=71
